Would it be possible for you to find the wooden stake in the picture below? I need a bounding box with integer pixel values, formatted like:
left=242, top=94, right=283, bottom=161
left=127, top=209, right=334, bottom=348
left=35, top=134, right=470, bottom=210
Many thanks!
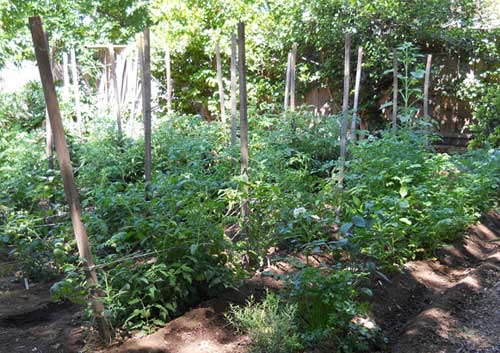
left=351, top=46, right=363, bottom=140
left=165, top=46, right=172, bottom=113
left=108, top=45, right=122, bottom=136
left=70, top=48, right=83, bottom=139
left=290, top=43, right=297, bottom=112
left=284, top=52, right=291, bottom=111
left=238, top=22, right=249, bottom=232
left=29, top=16, right=111, bottom=343
left=230, top=33, right=238, bottom=145
left=423, top=54, right=432, bottom=118
left=392, top=48, right=398, bottom=132
left=62, top=52, right=70, bottom=102
left=141, top=29, right=152, bottom=200
left=337, top=32, right=351, bottom=222
left=44, top=32, right=54, bottom=173
left=215, top=43, right=226, bottom=125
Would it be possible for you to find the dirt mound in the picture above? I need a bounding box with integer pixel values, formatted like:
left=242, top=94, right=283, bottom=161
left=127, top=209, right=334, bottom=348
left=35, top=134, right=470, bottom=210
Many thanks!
left=371, top=212, right=500, bottom=353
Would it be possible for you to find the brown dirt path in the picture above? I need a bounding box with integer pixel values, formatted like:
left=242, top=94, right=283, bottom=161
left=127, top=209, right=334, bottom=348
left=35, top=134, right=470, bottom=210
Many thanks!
left=370, top=212, right=500, bottom=353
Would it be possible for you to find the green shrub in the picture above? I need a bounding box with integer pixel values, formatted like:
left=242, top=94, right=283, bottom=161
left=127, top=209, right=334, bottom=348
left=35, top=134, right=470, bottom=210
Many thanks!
left=468, top=84, right=500, bottom=149
left=226, top=292, right=303, bottom=353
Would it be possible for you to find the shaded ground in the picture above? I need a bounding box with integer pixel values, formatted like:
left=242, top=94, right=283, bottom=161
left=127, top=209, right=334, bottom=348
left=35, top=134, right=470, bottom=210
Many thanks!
left=0, top=265, right=84, bottom=353
left=0, top=212, right=498, bottom=353
left=371, top=211, right=500, bottom=353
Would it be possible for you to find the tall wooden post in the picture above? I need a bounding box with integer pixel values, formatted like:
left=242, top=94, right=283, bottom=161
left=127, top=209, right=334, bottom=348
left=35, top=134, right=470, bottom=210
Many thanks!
left=62, top=52, right=70, bottom=102
left=165, top=46, right=172, bottom=113
left=44, top=32, right=54, bottom=173
left=230, top=33, right=238, bottom=145
left=216, top=43, right=226, bottom=125
left=290, top=43, right=297, bottom=112
left=29, top=16, right=111, bottom=343
left=284, top=52, right=291, bottom=111
left=423, top=54, right=432, bottom=118
left=70, top=48, right=83, bottom=139
left=392, top=48, right=398, bottom=132
left=351, top=46, right=363, bottom=140
left=108, top=45, right=122, bottom=136
left=238, top=22, right=249, bottom=232
left=141, top=29, right=152, bottom=200
left=337, top=32, right=351, bottom=222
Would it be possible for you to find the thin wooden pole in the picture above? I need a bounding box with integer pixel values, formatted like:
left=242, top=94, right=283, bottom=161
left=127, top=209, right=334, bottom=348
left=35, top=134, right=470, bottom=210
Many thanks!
left=119, top=56, right=128, bottom=108
left=215, top=43, right=226, bottom=125
left=141, top=29, right=152, bottom=200
left=70, top=48, right=83, bottom=139
left=29, top=16, right=111, bottom=343
left=351, top=46, right=363, bottom=140
left=290, top=43, right=297, bottom=112
left=337, top=32, right=351, bottom=222
left=108, top=45, right=122, bottom=136
left=165, top=46, right=172, bottom=113
left=62, top=52, right=70, bottom=102
left=238, top=22, right=249, bottom=232
left=284, top=52, right=291, bottom=111
left=230, top=33, right=238, bottom=145
left=392, top=48, right=398, bottom=132
left=44, top=32, right=54, bottom=173
left=423, top=54, right=432, bottom=118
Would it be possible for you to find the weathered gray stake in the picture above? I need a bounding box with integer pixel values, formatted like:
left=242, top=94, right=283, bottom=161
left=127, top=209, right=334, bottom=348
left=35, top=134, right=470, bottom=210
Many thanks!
left=230, top=33, right=238, bottom=145
left=216, top=43, right=226, bottom=125
left=351, top=46, right=363, bottom=140
left=141, top=29, right=152, bottom=200
left=284, top=52, right=291, bottom=110
left=423, top=54, right=432, bottom=118
left=238, top=22, right=249, bottom=232
left=392, top=48, right=398, bottom=131
left=290, top=43, right=297, bottom=112
left=70, top=48, right=83, bottom=139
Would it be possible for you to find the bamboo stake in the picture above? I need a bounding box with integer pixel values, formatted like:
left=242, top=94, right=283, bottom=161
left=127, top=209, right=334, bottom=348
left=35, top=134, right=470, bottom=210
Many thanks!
left=29, top=16, right=111, bottom=343
left=423, top=54, right=432, bottom=118
left=230, top=33, right=238, bottom=145
left=284, top=52, right=291, bottom=111
left=108, top=45, right=122, bottom=136
left=70, top=48, right=83, bottom=139
left=290, top=43, right=297, bottom=112
left=216, top=43, right=226, bottom=125
left=141, top=29, right=152, bottom=200
left=238, top=22, right=249, bottom=233
left=351, top=47, right=363, bottom=140
left=62, top=52, right=70, bottom=102
left=392, top=48, right=398, bottom=132
left=337, top=32, right=351, bottom=222
left=165, top=46, right=172, bottom=113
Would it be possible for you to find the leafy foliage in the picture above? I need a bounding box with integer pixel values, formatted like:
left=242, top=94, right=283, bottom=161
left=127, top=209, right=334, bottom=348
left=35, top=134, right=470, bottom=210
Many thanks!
left=227, top=292, right=303, bottom=353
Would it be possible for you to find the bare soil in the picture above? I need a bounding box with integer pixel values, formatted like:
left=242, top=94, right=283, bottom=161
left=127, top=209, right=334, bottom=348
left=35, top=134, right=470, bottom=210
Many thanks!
left=0, top=211, right=498, bottom=353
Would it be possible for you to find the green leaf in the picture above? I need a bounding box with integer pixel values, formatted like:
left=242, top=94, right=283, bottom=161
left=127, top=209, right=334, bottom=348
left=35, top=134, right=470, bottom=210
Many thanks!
left=352, top=215, right=366, bottom=227
left=340, top=222, right=353, bottom=234
left=399, top=185, right=408, bottom=198
left=399, top=217, right=412, bottom=225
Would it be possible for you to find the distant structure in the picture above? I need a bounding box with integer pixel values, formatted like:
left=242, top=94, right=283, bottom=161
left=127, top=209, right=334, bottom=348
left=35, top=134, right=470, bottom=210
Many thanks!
left=0, top=61, right=38, bottom=93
